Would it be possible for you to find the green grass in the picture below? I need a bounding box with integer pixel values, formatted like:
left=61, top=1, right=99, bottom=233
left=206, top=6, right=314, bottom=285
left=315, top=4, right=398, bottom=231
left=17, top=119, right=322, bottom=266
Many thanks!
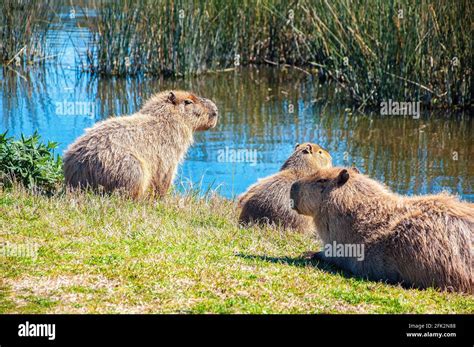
left=0, top=185, right=472, bottom=314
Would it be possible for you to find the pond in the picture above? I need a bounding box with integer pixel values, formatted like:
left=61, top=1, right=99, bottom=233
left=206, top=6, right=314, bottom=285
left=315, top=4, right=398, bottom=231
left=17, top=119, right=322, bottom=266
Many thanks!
left=0, top=11, right=472, bottom=201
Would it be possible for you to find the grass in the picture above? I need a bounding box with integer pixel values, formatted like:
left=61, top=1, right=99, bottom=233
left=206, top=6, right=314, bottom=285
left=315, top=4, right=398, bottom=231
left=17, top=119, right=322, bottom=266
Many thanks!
left=1, top=185, right=472, bottom=314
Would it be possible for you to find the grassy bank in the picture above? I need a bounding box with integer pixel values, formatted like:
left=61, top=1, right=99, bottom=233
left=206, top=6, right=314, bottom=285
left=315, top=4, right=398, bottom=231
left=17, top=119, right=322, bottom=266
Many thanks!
left=1, top=186, right=473, bottom=314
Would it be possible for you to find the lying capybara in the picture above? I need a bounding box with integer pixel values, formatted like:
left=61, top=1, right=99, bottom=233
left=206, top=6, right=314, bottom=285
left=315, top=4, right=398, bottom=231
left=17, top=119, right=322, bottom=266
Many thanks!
left=238, top=143, right=332, bottom=232
left=63, top=90, right=218, bottom=198
left=290, top=167, right=474, bottom=293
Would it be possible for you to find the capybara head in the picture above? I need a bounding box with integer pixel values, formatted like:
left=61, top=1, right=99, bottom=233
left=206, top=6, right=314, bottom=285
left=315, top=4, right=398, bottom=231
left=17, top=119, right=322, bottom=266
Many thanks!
left=280, top=142, right=332, bottom=172
left=290, top=166, right=361, bottom=217
left=141, top=90, right=218, bottom=131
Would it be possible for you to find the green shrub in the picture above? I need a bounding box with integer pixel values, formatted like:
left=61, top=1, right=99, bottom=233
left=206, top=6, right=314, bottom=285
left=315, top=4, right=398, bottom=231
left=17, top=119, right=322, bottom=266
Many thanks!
left=0, top=131, right=63, bottom=193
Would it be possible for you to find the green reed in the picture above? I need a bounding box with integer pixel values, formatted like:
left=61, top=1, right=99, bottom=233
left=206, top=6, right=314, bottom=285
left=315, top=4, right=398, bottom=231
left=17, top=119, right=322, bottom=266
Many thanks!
left=1, top=0, right=470, bottom=108
left=0, top=0, right=61, bottom=66
left=81, top=0, right=470, bottom=108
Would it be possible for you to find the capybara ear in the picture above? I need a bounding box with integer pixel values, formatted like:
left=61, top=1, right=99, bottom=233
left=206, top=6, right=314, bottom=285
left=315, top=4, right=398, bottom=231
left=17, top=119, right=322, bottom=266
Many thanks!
left=294, top=143, right=300, bottom=150
left=302, top=144, right=313, bottom=154
left=337, top=169, right=350, bottom=186
left=351, top=167, right=360, bottom=174
left=167, top=91, right=177, bottom=105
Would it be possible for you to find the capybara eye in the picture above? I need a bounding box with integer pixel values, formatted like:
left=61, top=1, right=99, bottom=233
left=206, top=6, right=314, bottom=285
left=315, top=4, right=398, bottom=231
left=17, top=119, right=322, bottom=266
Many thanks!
left=184, top=99, right=193, bottom=105
left=319, top=150, right=322, bottom=154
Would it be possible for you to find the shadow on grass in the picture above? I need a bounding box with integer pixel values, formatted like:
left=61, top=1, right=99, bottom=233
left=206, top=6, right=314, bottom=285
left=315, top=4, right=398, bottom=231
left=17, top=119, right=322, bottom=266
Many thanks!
left=235, top=252, right=357, bottom=280
left=236, top=253, right=422, bottom=290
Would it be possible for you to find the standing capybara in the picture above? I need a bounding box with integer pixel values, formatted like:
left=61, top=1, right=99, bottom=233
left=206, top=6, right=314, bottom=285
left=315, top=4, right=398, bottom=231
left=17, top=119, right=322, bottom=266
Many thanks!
left=290, top=167, right=474, bottom=293
left=238, top=143, right=332, bottom=232
left=63, top=90, right=218, bottom=198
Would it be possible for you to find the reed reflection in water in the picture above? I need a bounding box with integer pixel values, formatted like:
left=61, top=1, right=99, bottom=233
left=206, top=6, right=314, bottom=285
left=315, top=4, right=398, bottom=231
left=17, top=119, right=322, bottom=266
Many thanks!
left=1, top=66, right=472, bottom=200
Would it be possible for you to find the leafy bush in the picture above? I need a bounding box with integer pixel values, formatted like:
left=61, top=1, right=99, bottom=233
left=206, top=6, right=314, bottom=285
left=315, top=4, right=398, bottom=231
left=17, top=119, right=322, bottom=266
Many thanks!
left=0, top=131, right=63, bottom=193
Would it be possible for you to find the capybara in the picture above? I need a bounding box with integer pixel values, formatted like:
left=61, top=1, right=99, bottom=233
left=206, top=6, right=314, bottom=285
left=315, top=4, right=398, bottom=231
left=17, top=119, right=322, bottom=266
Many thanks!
left=290, top=167, right=474, bottom=293
left=63, top=90, right=218, bottom=198
left=238, top=143, right=332, bottom=232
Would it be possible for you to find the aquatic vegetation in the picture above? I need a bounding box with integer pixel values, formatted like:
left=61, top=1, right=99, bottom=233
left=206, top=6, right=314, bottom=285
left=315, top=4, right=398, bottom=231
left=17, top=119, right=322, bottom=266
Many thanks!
left=0, top=0, right=61, bottom=66
left=82, top=0, right=471, bottom=108
left=0, top=0, right=470, bottom=108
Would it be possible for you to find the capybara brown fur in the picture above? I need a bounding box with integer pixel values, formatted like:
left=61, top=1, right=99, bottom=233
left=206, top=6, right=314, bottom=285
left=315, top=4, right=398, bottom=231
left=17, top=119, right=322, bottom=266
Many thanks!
left=290, top=167, right=474, bottom=293
left=238, top=143, right=332, bottom=232
left=63, top=90, right=218, bottom=198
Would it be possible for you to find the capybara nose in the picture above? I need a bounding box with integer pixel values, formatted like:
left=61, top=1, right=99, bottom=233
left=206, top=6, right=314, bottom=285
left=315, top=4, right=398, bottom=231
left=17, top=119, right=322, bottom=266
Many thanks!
left=290, top=182, right=300, bottom=210
left=204, top=98, right=218, bottom=118
left=211, top=104, right=218, bottom=118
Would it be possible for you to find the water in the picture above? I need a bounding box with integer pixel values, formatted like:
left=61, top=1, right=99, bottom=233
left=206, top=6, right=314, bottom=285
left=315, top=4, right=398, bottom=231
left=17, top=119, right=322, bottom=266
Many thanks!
left=1, top=11, right=473, bottom=201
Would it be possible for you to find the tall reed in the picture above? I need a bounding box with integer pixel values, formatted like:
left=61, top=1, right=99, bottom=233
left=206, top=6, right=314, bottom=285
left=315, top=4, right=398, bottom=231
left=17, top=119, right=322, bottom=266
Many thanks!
left=1, top=0, right=470, bottom=108
left=0, top=0, right=61, bottom=66
left=82, top=0, right=471, bottom=108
